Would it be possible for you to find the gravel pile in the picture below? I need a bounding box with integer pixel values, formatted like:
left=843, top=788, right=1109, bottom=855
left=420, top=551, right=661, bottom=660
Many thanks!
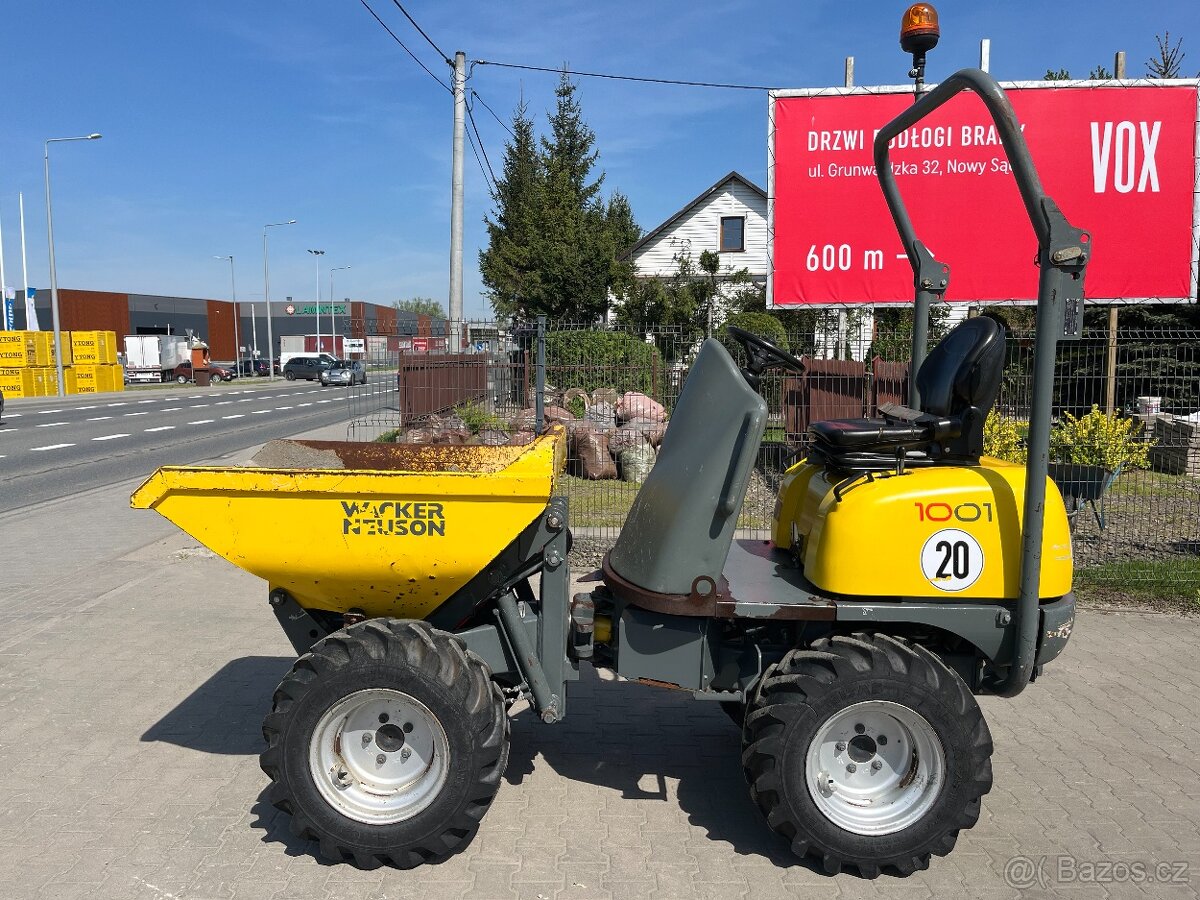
left=248, top=440, right=346, bottom=469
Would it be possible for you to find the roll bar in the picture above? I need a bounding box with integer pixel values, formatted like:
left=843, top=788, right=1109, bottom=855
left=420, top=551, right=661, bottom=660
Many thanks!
left=872, top=68, right=1091, bottom=697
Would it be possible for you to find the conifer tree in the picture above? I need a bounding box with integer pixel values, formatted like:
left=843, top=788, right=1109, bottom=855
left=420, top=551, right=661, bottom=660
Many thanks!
left=480, top=101, right=543, bottom=319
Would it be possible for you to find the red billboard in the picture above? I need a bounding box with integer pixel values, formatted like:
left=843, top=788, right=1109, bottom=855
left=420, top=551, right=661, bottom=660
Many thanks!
left=768, top=81, right=1200, bottom=306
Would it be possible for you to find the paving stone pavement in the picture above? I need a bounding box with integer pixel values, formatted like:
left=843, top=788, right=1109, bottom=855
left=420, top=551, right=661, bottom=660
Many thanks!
left=2, top=479, right=1199, bottom=899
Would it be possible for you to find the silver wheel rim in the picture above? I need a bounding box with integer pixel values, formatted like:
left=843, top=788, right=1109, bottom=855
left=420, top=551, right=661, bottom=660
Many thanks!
left=805, top=700, right=945, bottom=835
left=309, top=688, right=450, bottom=825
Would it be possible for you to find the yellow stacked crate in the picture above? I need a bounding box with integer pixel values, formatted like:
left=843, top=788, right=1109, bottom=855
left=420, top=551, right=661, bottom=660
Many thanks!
left=0, top=332, right=37, bottom=367
left=102, top=364, right=124, bottom=392
left=98, top=331, right=118, bottom=364
left=71, top=331, right=103, bottom=364
left=49, top=331, right=73, bottom=367
left=31, top=332, right=53, bottom=366
left=72, top=365, right=103, bottom=394
left=0, top=367, right=35, bottom=398
left=63, top=368, right=78, bottom=394
left=30, top=367, right=56, bottom=396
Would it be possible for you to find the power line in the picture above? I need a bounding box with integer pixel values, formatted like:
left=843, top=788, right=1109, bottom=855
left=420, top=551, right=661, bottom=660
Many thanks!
left=358, top=0, right=450, bottom=93
left=464, top=125, right=495, bottom=196
left=471, top=90, right=516, bottom=138
left=474, top=59, right=774, bottom=91
left=388, top=0, right=452, bottom=66
left=466, top=102, right=498, bottom=188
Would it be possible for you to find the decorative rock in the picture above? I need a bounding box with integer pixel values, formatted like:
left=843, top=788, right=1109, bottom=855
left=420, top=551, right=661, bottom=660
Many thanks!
left=617, top=392, right=666, bottom=423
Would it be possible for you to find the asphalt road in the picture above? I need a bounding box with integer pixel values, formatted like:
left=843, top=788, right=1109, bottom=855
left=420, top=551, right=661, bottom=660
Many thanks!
left=0, top=375, right=388, bottom=514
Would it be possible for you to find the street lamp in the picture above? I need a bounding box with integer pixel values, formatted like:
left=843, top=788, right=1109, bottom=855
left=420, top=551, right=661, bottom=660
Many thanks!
left=213, top=255, right=240, bottom=367
left=45, top=132, right=101, bottom=397
left=307, top=249, right=325, bottom=353
left=330, top=265, right=351, bottom=354
left=263, top=219, right=296, bottom=380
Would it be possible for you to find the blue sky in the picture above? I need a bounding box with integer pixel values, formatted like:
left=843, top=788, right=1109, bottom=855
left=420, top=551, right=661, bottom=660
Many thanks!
left=1, top=0, right=1196, bottom=318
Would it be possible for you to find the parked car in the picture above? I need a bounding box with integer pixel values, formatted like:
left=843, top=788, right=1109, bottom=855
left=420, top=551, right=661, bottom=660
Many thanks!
left=237, top=358, right=271, bottom=377
left=282, top=356, right=332, bottom=381
left=319, top=359, right=367, bottom=386
left=173, top=361, right=237, bottom=384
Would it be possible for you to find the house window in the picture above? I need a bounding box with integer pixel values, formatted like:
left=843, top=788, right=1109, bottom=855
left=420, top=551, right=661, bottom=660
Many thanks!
left=720, top=216, right=745, bottom=252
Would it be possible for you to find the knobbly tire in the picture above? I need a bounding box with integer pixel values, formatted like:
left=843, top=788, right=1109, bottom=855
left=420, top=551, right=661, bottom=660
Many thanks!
left=260, top=619, right=509, bottom=869
left=742, top=633, right=993, bottom=878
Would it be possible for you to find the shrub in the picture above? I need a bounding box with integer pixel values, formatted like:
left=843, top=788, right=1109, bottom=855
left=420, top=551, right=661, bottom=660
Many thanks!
left=1049, top=405, right=1151, bottom=471
left=982, top=411, right=1027, bottom=463
left=454, top=400, right=505, bottom=434
left=545, top=330, right=663, bottom=397
left=718, top=311, right=789, bottom=359
left=565, top=395, right=587, bottom=419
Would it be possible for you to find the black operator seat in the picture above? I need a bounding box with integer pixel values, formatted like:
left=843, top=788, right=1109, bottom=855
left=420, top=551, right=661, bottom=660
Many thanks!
left=808, top=316, right=1006, bottom=469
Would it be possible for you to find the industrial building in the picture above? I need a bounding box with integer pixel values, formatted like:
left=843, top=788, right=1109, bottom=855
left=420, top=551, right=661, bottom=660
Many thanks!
left=22, top=289, right=448, bottom=360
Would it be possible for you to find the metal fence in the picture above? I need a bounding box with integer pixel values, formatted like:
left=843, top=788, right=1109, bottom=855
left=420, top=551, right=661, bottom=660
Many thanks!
left=343, top=319, right=1200, bottom=601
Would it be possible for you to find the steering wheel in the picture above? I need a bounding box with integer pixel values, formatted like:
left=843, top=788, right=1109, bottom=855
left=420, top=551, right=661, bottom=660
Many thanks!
left=726, top=326, right=804, bottom=376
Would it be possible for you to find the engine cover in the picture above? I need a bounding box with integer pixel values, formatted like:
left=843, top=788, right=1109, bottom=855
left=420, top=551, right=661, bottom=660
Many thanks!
left=772, top=458, right=1073, bottom=601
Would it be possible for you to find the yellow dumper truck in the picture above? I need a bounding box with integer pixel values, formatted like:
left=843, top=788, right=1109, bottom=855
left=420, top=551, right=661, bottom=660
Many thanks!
left=133, top=44, right=1084, bottom=878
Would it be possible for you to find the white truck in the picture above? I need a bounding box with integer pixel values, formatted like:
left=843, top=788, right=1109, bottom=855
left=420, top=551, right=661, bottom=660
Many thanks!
left=279, top=334, right=341, bottom=369
left=123, top=335, right=193, bottom=383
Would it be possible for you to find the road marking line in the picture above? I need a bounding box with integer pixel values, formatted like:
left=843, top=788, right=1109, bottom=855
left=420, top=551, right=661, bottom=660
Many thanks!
left=106, top=402, right=128, bottom=407
left=215, top=401, right=233, bottom=406
left=237, top=398, right=253, bottom=402
left=144, top=426, right=175, bottom=432
left=251, top=409, right=270, bottom=415
left=123, top=411, right=148, bottom=417
left=222, top=414, right=245, bottom=420
left=191, top=404, right=210, bottom=408
left=316, top=399, right=331, bottom=404
left=75, top=406, right=96, bottom=411
left=188, top=419, right=215, bottom=425
left=275, top=406, right=292, bottom=410
left=92, top=434, right=130, bottom=441
left=86, top=416, right=113, bottom=421
left=162, top=408, right=181, bottom=412
left=137, top=399, right=155, bottom=404
left=30, top=443, right=74, bottom=451
left=4, top=413, right=20, bottom=418
left=37, top=409, right=55, bottom=415
left=297, top=402, right=313, bottom=407
left=37, top=422, right=68, bottom=428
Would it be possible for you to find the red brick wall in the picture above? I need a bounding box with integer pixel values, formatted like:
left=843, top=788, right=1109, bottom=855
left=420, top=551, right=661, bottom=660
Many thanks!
left=349, top=302, right=366, bottom=339
left=375, top=305, right=397, bottom=335
left=206, top=301, right=237, bottom=359
left=59, top=290, right=130, bottom=335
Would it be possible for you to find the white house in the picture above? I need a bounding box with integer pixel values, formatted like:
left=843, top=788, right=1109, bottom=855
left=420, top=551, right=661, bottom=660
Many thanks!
left=625, top=170, right=768, bottom=283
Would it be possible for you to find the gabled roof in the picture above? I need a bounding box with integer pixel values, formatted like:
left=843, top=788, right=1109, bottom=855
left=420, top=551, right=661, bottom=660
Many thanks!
left=623, top=170, right=766, bottom=260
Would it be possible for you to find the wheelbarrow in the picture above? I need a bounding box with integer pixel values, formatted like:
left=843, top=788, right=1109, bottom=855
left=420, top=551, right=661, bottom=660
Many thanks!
left=1046, top=462, right=1121, bottom=531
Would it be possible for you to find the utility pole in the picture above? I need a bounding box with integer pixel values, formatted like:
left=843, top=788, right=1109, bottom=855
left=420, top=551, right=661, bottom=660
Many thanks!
left=0, top=198, right=8, bottom=331
left=449, top=50, right=466, bottom=351
left=263, top=219, right=296, bottom=380
left=308, top=249, right=325, bottom=352
left=1105, top=50, right=1126, bottom=414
